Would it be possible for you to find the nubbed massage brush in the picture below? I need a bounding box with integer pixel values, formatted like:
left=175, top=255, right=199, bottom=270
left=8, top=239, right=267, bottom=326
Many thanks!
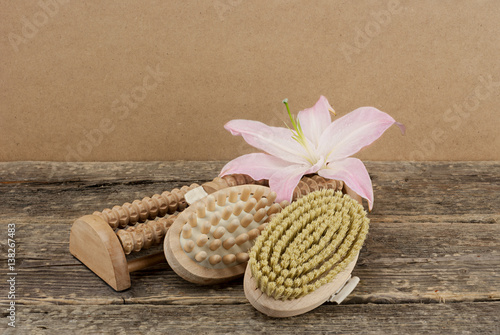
left=244, top=189, right=369, bottom=317
left=165, top=184, right=289, bottom=285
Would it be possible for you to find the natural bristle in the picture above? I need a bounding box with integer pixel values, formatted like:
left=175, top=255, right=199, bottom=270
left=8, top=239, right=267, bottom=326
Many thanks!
left=248, top=189, right=369, bottom=301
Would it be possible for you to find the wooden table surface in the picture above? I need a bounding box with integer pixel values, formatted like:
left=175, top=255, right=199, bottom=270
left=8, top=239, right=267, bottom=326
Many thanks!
left=1, top=161, right=499, bottom=334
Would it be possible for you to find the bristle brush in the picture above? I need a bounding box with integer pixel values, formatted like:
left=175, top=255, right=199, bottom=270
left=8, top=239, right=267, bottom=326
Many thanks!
left=244, top=189, right=369, bottom=317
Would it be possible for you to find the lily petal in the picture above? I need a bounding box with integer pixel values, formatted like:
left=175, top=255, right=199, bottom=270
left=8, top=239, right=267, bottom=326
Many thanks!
left=225, top=120, right=309, bottom=164
left=219, top=153, right=291, bottom=181
left=318, top=158, right=374, bottom=210
left=269, top=157, right=325, bottom=202
left=317, top=107, right=405, bottom=162
left=297, top=95, right=333, bottom=146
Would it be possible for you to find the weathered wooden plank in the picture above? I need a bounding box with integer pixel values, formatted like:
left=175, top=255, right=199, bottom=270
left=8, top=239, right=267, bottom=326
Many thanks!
left=0, top=161, right=498, bottom=333
left=1, top=222, right=497, bottom=305
left=0, top=161, right=226, bottom=183
left=0, top=161, right=498, bottom=223
left=1, top=161, right=498, bottom=183
left=2, top=302, right=499, bottom=335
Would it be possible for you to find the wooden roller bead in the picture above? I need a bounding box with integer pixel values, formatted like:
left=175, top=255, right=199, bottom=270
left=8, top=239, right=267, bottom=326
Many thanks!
left=202, top=174, right=268, bottom=195
left=226, top=174, right=246, bottom=186
left=132, top=199, right=149, bottom=222
left=93, top=183, right=200, bottom=230
left=136, top=223, right=155, bottom=250
left=117, top=215, right=177, bottom=255
left=221, top=175, right=238, bottom=187
left=152, top=194, right=169, bottom=217
left=122, top=202, right=139, bottom=224
left=291, top=176, right=344, bottom=201
left=303, top=178, right=319, bottom=193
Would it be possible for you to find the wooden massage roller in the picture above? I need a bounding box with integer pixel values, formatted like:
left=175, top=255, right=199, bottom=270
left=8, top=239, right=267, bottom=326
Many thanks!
left=164, top=184, right=290, bottom=284
left=292, top=175, right=344, bottom=201
left=69, top=174, right=260, bottom=291
left=244, top=189, right=369, bottom=317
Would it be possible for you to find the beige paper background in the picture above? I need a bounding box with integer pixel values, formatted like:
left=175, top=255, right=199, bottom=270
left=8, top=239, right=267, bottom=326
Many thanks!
left=1, top=0, right=499, bottom=162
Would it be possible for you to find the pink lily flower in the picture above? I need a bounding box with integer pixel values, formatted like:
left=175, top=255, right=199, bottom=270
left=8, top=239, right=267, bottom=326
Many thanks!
left=220, top=96, right=405, bottom=210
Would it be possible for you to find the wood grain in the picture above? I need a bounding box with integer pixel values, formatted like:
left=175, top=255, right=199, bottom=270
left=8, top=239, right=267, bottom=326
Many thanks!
left=0, top=222, right=497, bottom=305
left=3, top=303, right=499, bottom=335
left=0, top=161, right=498, bottom=223
left=0, top=161, right=498, bottom=333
